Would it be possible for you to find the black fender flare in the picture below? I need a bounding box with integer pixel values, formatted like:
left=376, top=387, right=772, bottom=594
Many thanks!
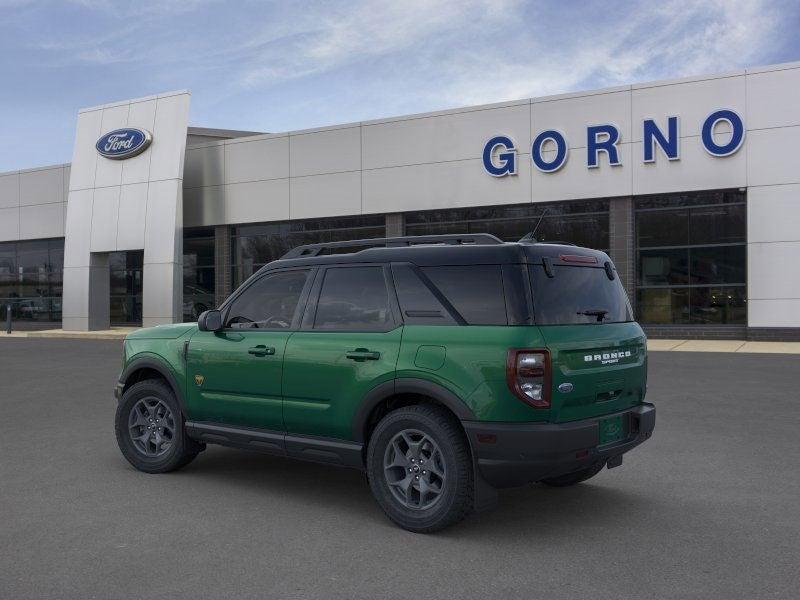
left=118, top=357, right=186, bottom=415
left=351, top=378, right=476, bottom=443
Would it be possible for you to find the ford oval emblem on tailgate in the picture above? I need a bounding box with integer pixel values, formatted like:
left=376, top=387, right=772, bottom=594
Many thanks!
left=558, top=382, right=574, bottom=393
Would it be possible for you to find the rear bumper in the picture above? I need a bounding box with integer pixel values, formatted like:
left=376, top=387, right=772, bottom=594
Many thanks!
left=463, top=403, right=655, bottom=488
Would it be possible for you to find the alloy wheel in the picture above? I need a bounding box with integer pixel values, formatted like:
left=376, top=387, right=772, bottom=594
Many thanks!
left=128, top=397, right=176, bottom=457
left=383, top=429, right=447, bottom=510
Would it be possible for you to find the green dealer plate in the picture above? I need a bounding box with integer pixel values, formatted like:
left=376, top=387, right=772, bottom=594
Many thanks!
left=599, top=415, right=624, bottom=445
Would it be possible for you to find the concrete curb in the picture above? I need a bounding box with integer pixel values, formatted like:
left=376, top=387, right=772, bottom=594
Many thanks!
left=647, top=338, right=800, bottom=354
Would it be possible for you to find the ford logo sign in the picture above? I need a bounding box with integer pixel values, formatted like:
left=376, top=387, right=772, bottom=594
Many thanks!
left=558, top=382, right=574, bottom=394
left=96, top=128, right=152, bottom=160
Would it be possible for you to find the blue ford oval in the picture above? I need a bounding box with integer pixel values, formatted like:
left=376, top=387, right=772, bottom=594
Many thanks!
left=96, top=128, right=152, bottom=160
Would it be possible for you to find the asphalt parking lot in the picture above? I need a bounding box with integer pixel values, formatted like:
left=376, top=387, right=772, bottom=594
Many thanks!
left=1, top=338, right=798, bottom=599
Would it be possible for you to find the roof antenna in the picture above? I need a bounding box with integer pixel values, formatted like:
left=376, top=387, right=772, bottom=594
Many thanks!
left=519, top=208, right=548, bottom=243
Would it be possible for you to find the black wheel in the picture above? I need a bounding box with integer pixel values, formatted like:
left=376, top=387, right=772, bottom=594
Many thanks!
left=367, top=405, right=474, bottom=533
left=540, top=461, right=605, bottom=487
left=115, top=379, right=203, bottom=473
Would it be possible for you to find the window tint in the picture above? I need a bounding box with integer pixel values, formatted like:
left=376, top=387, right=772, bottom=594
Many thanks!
left=391, top=264, right=456, bottom=325
left=421, top=265, right=507, bottom=325
left=531, top=265, right=632, bottom=325
left=314, top=267, right=392, bottom=330
left=226, top=270, right=309, bottom=329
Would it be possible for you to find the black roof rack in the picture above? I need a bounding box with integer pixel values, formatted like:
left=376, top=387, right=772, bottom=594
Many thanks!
left=281, top=233, right=503, bottom=259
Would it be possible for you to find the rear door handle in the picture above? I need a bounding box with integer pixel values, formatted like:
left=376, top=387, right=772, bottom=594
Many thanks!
left=346, top=349, right=381, bottom=361
left=248, top=345, right=275, bottom=357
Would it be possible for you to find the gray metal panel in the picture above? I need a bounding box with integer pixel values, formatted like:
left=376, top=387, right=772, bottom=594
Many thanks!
left=224, top=136, right=288, bottom=183
left=19, top=167, right=64, bottom=206
left=290, top=171, right=361, bottom=219
left=0, top=173, right=20, bottom=209
left=224, top=178, right=289, bottom=225
left=121, top=99, right=157, bottom=185
left=116, top=183, right=148, bottom=250
left=19, top=202, right=65, bottom=240
left=69, top=109, right=103, bottom=191
left=149, top=94, right=191, bottom=182
left=63, top=166, right=70, bottom=202
left=184, top=185, right=225, bottom=227
left=143, top=179, right=181, bottom=264
left=61, top=266, right=90, bottom=318
left=87, top=254, right=110, bottom=330
left=363, top=158, right=531, bottom=215
left=142, top=262, right=182, bottom=325
left=184, top=144, right=224, bottom=188
left=362, top=103, right=530, bottom=170
left=0, top=207, right=19, bottom=240
left=290, top=126, right=360, bottom=177
left=63, top=189, right=93, bottom=268
left=94, top=104, right=129, bottom=189
left=89, top=186, right=120, bottom=252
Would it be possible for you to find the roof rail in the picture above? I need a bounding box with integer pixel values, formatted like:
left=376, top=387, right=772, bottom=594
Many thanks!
left=281, top=233, right=504, bottom=259
left=533, top=240, right=577, bottom=246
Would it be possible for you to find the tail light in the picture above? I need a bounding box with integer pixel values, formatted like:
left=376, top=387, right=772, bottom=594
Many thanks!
left=506, top=349, right=551, bottom=408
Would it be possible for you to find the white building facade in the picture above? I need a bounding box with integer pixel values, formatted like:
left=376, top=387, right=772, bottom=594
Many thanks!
left=1, top=61, right=799, bottom=339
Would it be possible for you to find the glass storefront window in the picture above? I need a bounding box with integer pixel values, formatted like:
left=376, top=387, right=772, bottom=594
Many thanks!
left=405, top=200, right=610, bottom=250
left=231, top=216, right=386, bottom=288
left=0, top=238, right=64, bottom=324
left=183, top=228, right=216, bottom=321
left=635, top=189, right=746, bottom=325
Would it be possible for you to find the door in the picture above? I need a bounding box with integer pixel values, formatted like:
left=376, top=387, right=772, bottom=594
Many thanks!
left=185, top=268, right=314, bottom=430
left=283, top=265, right=402, bottom=440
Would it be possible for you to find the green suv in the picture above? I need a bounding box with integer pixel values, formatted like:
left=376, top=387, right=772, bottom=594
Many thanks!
left=114, top=234, right=655, bottom=532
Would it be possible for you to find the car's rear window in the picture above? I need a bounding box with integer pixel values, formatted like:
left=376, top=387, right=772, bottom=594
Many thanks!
left=530, top=264, right=633, bottom=325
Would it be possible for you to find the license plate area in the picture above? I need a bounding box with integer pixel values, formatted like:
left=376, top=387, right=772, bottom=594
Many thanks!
left=598, top=414, right=625, bottom=445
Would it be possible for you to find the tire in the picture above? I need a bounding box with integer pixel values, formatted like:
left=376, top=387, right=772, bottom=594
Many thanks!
left=367, top=405, right=474, bottom=533
left=115, top=379, right=203, bottom=474
left=540, top=461, right=605, bottom=487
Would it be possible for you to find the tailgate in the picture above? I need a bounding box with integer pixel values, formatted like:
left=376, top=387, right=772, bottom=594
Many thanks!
left=539, top=323, right=647, bottom=422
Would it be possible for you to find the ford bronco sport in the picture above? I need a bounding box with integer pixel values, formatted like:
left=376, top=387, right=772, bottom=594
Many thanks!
left=114, top=234, right=655, bottom=532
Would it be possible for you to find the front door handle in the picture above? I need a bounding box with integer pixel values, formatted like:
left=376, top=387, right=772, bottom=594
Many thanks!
left=248, top=345, right=276, bottom=357
left=346, top=349, right=381, bottom=361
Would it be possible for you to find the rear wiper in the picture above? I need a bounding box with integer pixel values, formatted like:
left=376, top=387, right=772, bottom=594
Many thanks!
left=577, top=309, right=608, bottom=322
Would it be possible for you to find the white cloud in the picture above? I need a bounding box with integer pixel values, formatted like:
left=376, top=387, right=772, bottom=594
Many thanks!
left=433, top=0, right=783, bottom=106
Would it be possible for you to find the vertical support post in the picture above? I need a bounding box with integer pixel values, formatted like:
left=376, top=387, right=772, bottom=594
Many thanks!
left=5, top=304, right=11, bottom=334
left=608, top=197, right=635, bottom=311
left=214, top=225, right=232, bottom=307
left=386, top=213, right=404, bottom=238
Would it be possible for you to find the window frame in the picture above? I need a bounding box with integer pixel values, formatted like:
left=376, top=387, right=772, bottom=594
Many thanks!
left=299, top=263, right=402, bottom=333
left=220, top=266, right=317, bottom=332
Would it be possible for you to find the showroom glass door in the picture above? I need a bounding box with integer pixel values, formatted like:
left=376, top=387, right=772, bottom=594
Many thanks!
left=110, top=251, right=143, bottom=326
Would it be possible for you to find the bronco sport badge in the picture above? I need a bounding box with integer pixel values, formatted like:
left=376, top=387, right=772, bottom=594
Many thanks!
left=584, top=350, right=633, bottom=365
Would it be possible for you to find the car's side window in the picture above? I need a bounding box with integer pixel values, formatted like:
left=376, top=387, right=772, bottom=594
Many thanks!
left=420, top=265, right=508, bottom=325
left=391, top=264, right=457, bottom=325
left=313, top=266, right=392, bottom=331
left=226, top=270, right=309, bottom=329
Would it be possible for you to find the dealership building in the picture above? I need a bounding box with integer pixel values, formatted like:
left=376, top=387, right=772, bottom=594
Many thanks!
left=1, top=60, right=799, bottom=339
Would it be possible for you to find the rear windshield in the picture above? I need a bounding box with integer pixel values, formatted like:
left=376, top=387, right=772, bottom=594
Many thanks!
left=530, top=264, right=633, bottom=325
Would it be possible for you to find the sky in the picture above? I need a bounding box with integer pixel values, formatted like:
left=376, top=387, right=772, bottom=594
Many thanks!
left=0, top=0, right=798, bottom=171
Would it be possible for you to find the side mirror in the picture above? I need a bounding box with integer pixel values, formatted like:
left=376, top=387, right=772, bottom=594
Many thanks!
left=198, top=309, right=223, bottom=332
